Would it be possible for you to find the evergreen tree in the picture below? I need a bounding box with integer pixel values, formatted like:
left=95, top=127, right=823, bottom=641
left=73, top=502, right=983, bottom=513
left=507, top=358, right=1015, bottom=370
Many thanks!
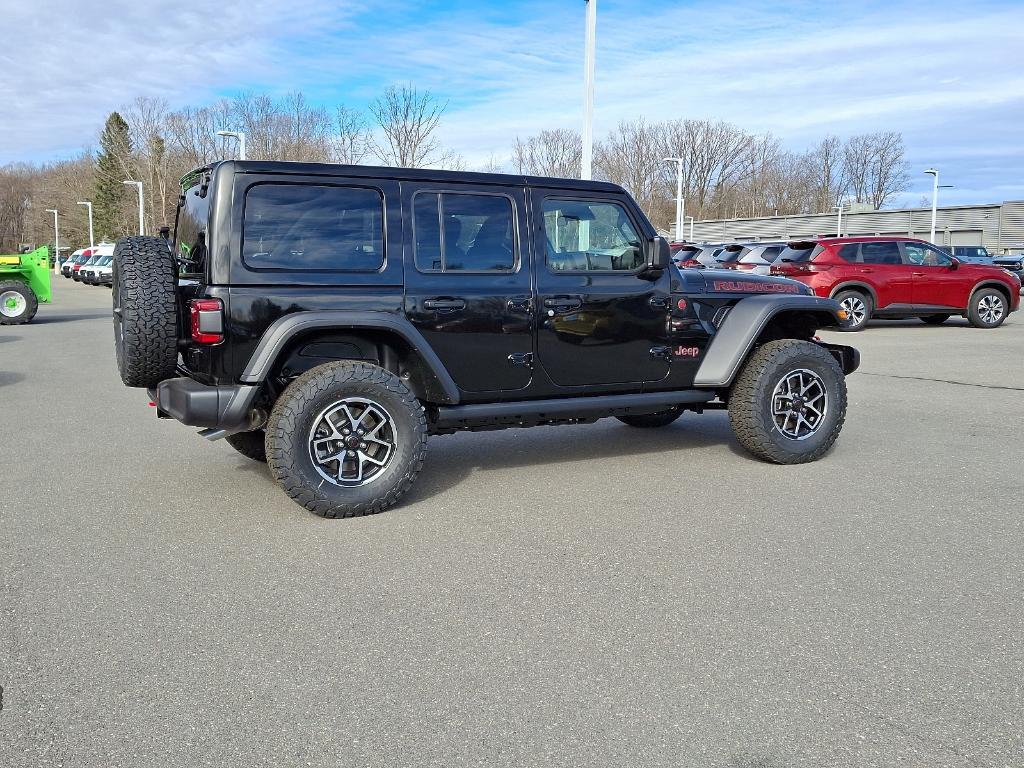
left=93, top=112, right=132, bottom=240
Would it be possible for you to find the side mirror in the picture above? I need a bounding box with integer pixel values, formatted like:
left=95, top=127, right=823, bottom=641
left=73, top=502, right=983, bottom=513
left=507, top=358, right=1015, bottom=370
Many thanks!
left=949, top=258, right=959, bottom=270
left=646, top=236, right=671, bottom=270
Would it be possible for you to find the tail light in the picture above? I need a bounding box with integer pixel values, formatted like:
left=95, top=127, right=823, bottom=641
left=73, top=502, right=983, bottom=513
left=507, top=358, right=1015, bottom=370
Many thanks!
left=189, top=298, right=224, bottom=344
left=770, top=262, right=833, bottom=276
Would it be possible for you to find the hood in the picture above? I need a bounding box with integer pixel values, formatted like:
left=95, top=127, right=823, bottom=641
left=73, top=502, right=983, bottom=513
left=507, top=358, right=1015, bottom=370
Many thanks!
left=677, top=267, right=813, bottom=296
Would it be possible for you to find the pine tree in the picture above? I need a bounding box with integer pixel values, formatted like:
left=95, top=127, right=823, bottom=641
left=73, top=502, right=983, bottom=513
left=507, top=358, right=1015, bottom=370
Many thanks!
left=93, top=112, right=132, bottom=240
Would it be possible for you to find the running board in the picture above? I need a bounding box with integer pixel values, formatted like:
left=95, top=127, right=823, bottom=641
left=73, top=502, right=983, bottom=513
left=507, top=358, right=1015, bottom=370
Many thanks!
left=432, top=390, right=717, bottom=433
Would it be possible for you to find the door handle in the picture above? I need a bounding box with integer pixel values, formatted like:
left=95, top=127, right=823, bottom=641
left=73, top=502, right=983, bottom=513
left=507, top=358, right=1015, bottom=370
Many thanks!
left=912, top=272, right=926, bottom=277
left=543, top=296, right=582, bottom=311
left=507, top=297, right=531, bottom=312
left=649, top=295, right=670, bottom=309
left=859, top=268, right=874, bottom=273
left=423, top=298, right=466, bottom=311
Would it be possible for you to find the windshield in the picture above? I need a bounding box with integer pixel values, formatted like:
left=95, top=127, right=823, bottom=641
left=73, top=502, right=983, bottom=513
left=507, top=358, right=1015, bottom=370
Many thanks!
left=954, top=247, right=988, bottom=259
left=174, top=172, right=211, bottom=272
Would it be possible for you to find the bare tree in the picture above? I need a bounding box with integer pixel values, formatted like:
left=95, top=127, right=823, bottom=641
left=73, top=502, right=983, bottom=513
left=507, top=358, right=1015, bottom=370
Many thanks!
left=369, top=84, right=448, bottom=168
left=332, top=105, right=372, bottom=165
left=807, top=135, right=847, bottom=212
left=843, top=132, right=908, bottom=209
left=512, top=129, right=581, bottom=178
left=595, top=119, right=667, bottom=226
left=661, top=119, right=753, bottom=219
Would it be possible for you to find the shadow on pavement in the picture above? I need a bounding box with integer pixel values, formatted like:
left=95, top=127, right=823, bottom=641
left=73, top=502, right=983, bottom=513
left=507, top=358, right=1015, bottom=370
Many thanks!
left=0, top=371, right=26, bottom=388
left=32, top=309, right=111, bottom=324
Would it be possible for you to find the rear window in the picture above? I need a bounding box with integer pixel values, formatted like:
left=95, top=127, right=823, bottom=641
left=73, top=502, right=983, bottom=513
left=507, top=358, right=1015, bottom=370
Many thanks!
left=174, top=177, right=211, bottom=268
left=716, top=245, right=747, bottom=263
left=414, top=192, right=516, bottom=272
left=777, top=242, right=821, bottom=263
left=242, top=184, right=384, bottom=272
left=673, top=246, right=700, bottom=261
left=739, top=245, right=782, bottom=264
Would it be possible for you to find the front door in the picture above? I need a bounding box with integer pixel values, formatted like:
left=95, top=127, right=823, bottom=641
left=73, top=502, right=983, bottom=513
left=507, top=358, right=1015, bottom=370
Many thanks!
left=402, top=183, right=534, bottom=394
left=531, top=192, right=671, bottom=387
left=902, top=241, right=969, bottom=308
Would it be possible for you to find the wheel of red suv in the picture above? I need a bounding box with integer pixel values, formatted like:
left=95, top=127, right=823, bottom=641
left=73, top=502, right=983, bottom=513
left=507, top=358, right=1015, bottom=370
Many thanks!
left=0, top=281, right=38, bottom=325
left=265, top=361, right=428, bottom=518
left=225, top=430, right=267, bottom=462
left=920, top=314, right=951, bottom=325
left=616, top=408, right=683, bottom=428
left=112, top=236, right=179, bottom=388
left=728, top=339, right=847, bottom=464
left=833, top=290, right=872, bottom=331
left=967, top=288, right=1007, bottom=329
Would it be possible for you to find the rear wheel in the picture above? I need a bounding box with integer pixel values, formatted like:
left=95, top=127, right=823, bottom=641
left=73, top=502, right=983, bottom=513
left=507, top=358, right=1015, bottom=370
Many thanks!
left=833, top=290, right=872, bottom=331
left=265, top=361, right=428, bottom=518
left=967, top=288, right=1007, bottom=329
left=112, top=236, right=179, bottom=387
left=920, top=314, right=951, bottom=325
left=728, top=339, right=847, bottom=464
left=0, top=281, right=38, bottom=325
left=616, top=408, right=683, bottom=428
left=225, top=430, right=267, bottom=462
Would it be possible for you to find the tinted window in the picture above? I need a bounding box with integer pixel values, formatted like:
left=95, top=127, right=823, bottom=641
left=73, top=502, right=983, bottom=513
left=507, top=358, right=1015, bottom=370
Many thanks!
left=544, top=199, right=644, bottom=271
left=904, top=242, right=952, bottom=266
left=414, top=192, right=515, bottom=272
left=716, top=246, right=747, bottom=264
left=777, top=243, right=821, bottom=263
left=739, top=246, right=782, bottom=264
left=174, top=178, right=210, bottom=270
left=242, top=184, right=384, bottom=271
left=860, top=241, right=902, bottom=265
left=838, top=243, right=860, bottom=262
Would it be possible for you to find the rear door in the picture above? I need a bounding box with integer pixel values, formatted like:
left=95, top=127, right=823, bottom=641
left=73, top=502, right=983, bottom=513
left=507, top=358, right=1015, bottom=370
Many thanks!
left=903, top=241, right=970, bottom=308
left=855, top=241, right=913, bottom=309
left=402, top=183, right=534, bottom=395
left=531, top=191, right=671, bottom=387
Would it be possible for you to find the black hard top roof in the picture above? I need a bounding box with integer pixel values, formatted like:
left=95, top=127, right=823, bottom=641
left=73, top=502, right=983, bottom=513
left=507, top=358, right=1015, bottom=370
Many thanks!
left=189, top=160, right=625, bottom=194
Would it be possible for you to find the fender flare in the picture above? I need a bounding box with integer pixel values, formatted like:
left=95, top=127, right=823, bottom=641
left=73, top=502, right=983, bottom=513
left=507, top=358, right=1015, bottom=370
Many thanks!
left=239, top=310, right=460, bottom=404
left=693, top=295, right=846, bottom=387
left=969, top=280, right=1014, bottom=305
left=829, top=281, right=878, bottom=305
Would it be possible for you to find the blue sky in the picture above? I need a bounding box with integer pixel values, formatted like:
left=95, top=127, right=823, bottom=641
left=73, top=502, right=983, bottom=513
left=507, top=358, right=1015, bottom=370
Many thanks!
left=3, top=0, right=1023, bottom=206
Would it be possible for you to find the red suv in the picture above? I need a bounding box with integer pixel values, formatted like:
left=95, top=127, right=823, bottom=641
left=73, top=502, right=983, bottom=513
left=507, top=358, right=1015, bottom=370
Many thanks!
left=770, top=237, right=1020, bottom=330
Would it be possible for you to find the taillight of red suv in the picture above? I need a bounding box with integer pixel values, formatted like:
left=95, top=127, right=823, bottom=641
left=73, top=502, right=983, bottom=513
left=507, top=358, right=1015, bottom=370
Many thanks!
left=770, top=261, right=834, bottom=276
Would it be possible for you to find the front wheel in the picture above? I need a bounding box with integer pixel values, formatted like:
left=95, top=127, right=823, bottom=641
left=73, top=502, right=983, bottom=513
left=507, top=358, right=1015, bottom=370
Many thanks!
left=967, top=288, right=1007, bottom=328
left=728, top=339, right=847, bottom=464
left=0, top=281, right=38, bottom=325
left=265, top=361, right=428, bottom=518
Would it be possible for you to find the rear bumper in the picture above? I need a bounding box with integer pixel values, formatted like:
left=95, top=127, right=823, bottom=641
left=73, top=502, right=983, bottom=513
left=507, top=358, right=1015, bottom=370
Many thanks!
left=149, top=378, right=262, bottom=439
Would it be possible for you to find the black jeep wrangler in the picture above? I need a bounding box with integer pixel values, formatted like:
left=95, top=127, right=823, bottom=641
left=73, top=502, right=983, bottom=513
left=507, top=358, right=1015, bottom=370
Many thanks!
left=112, top=161, right=859, bottom=518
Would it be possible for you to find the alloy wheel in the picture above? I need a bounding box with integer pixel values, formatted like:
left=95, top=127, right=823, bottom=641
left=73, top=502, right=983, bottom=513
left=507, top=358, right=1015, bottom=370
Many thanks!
left=308, top=397, right=398, bottom=487
left=978, top=294, right=1004, bottom=325
left=839, top=296, right=867, bottom=327
left=771, top=368, right=829, bottom=440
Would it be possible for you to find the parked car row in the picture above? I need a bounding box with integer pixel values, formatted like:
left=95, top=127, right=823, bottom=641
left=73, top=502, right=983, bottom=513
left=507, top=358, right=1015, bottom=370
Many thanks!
left=672, top=236, right=1022, bottom=331
left=59, top=244, right=115, bottom=286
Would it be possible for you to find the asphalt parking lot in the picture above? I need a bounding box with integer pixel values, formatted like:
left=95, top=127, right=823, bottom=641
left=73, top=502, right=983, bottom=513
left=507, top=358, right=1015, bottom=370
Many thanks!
left=2, top=278, right=1022, bottom=768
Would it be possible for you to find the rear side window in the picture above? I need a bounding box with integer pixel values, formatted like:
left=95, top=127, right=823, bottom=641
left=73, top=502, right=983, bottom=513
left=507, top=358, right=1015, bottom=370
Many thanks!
left=778, top=243, right=821, bottom=263
left=860, top=241, right=902, bottom=265
left=838, top=244, right=860, bottom=262
left=414, top=192, right=516, bottom=272
left=242, top=184, right=384, bottom=271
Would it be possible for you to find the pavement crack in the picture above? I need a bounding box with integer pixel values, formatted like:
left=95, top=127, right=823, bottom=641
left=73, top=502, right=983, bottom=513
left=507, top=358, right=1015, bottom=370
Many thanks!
left=858, top=371, right=1024, bottom=392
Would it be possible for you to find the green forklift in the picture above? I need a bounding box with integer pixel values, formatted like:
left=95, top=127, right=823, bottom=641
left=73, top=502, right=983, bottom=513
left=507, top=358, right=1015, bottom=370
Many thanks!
left=0, top=247, right=51, bottom=325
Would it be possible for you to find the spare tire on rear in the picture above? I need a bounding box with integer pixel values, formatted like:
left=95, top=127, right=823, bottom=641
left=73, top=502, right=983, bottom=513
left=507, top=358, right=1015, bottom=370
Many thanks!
left=112, top=236, right=179, bottom=388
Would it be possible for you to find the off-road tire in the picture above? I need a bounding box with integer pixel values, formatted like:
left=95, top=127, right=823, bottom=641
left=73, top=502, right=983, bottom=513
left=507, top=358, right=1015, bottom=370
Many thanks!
left=616, top=408, right=683, bottom=428
left=833, top=289, right=872, bottom=332
left=920, top=314, right=951, bottom=325
left=967, top=287, right=1008, bottom=329
left=225, top=430, right=267, bottom=462
left=0, top=280, right=38, bottom=325
left=112, top=236, right=179, bottom=388
left=728, top=339, right=847, bottom=464
left=265, top=361, right=428, bottom=518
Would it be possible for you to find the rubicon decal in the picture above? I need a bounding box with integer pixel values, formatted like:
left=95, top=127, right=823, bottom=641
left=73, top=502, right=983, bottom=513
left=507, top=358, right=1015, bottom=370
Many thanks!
left=712, top=280, right=801, bottom=294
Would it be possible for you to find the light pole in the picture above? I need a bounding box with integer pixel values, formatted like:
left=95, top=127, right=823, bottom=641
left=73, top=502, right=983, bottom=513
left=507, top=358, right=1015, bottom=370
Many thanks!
left=923, top=168, right=953, bottom=245
left=664, top=157, right=685, bottom=240
left=123, top=180, right=144, bottom=236
left=686, top=215, right=694, bottom=241
left=581, top=0, right=597, bottom=180
left=833, top=199, right=846, bottom=237
left=46, top=209, right=59, bottom=265
left=216, top=130, right=247, bottom=160
left=77, top=200, right=94, bottom=248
